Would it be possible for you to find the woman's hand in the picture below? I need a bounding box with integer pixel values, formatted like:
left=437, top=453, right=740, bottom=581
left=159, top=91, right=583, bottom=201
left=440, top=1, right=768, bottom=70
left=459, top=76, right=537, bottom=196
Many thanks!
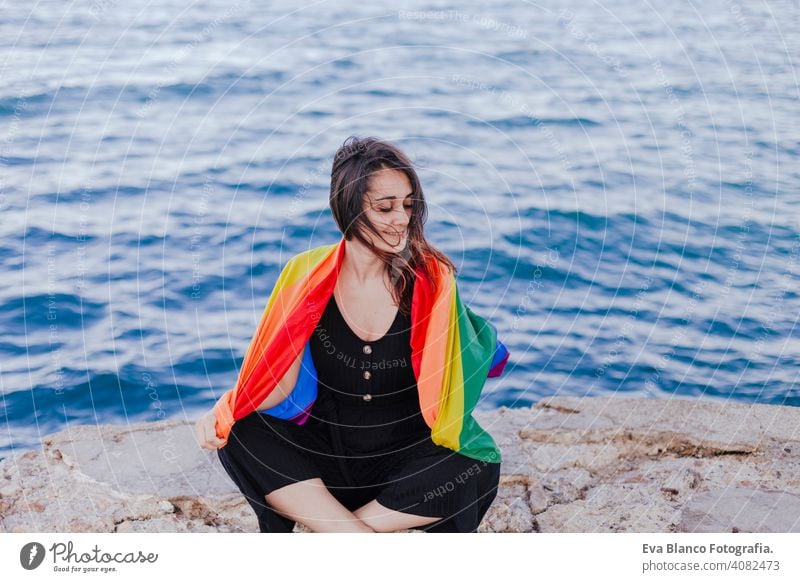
left=194, top=410, right=225, bottom=450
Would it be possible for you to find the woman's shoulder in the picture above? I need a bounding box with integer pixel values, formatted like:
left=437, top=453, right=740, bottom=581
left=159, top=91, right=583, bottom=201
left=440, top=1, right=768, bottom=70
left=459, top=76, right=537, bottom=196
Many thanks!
left=281, top=242, right=339, bottom=271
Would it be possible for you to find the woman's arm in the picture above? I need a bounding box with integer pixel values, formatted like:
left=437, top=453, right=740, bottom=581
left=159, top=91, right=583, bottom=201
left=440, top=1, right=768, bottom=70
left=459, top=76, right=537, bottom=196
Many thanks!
left=254, top=348, right=304, bottom=411
left=196, top=346, right=305, bottom=450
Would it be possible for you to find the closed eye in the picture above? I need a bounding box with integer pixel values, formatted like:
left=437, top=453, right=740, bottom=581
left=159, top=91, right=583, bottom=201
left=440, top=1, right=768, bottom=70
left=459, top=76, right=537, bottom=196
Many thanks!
left=378, top=203, right=414, bottom=213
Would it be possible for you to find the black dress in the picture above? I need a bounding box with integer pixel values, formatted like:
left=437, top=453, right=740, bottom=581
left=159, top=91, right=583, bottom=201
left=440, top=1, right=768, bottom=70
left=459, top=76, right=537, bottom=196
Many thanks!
left=217, top=286, right=501, bottom=532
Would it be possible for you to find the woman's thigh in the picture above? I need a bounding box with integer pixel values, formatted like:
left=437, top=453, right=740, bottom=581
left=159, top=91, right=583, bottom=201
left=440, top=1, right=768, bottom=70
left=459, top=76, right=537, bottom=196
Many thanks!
left=217, top=412, right=375, bottom=511
left=373, top=443, right=502, bottom=532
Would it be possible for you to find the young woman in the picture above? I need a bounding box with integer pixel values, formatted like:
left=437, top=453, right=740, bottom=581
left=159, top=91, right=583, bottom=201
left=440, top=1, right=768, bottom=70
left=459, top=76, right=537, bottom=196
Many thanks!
left=195, top=136, right=508, bottom=533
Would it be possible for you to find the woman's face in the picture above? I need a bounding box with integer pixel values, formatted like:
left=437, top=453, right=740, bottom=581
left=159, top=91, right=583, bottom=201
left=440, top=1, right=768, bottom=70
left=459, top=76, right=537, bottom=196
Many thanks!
left=360, top=168, right=413, bottom=253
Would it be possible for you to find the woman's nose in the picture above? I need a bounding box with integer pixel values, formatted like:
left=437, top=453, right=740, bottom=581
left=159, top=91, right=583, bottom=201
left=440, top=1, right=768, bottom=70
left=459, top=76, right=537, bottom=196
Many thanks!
left=391, top=209, right=409, bottom=227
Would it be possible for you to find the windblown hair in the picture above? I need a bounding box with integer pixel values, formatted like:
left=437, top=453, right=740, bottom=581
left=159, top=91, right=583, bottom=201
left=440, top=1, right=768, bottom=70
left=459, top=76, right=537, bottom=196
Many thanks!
left=329, top=136, right=456, bottom=316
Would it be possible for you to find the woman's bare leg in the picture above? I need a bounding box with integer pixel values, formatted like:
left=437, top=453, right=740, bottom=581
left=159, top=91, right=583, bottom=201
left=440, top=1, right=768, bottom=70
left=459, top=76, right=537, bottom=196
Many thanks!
left=353, top=499, right=442, bottom=532
left=265, top=478, right=375, bottom=533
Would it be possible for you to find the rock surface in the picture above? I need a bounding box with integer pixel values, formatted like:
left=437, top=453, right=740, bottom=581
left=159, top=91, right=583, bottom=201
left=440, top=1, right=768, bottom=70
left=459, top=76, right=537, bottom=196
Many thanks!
left=1, top=396, right=798, bottom=533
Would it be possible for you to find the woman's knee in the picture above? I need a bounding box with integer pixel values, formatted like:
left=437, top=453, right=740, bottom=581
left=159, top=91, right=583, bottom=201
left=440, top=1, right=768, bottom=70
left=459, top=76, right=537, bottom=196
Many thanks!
left=224, top=413, right=280, bottom=452
left=215, top=419, right=265, bottom=476
left=221, top=415, right=253, bottom=449
left=474, top=462, right=501, bottom=518
left=434, top=456, right=498, bottom=491
left=216, top=444, right=245, bottom=486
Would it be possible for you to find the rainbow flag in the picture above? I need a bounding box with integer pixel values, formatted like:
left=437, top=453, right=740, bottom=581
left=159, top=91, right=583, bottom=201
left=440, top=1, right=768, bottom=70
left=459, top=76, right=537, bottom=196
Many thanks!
left=213, top=237, right=510, bottom=463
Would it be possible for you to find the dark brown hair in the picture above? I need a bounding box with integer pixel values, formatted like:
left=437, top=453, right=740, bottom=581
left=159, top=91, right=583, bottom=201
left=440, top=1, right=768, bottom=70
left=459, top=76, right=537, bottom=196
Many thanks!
left=329, top=136, right=456, bottom=315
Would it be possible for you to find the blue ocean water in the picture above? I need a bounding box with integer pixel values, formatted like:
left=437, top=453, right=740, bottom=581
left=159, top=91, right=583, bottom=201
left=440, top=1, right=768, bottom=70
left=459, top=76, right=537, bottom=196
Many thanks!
left=1, top=1, right=798, bottom=460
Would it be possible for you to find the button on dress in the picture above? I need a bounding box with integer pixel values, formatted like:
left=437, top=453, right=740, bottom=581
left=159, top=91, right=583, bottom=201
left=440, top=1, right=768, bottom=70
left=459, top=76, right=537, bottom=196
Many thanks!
left=217, top=281, right=501, bottom=533
left=303, top=291, right=432, bottom=465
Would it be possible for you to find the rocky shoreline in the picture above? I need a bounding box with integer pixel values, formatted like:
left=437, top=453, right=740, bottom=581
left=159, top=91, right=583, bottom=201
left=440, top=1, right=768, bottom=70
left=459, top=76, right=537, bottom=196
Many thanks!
left=2, top=396, right=798, bottom=533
